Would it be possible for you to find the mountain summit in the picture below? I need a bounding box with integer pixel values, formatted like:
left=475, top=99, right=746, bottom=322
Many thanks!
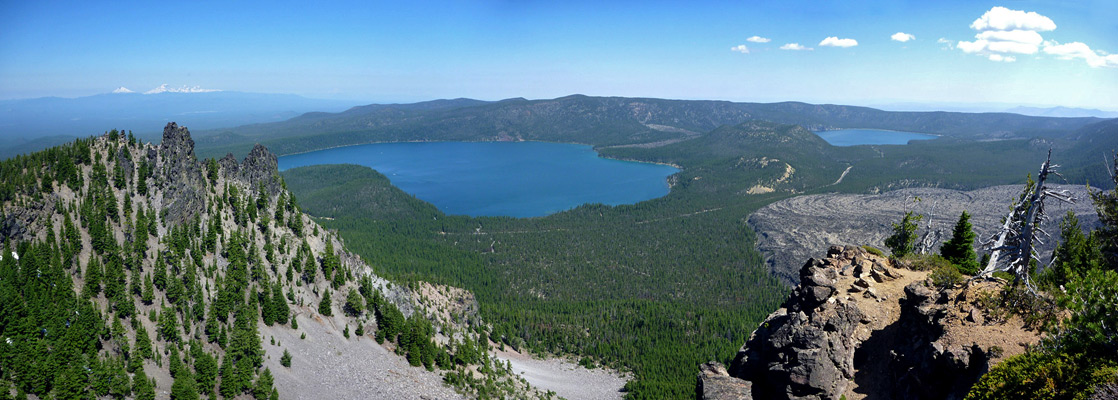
left=143, top=84, right=221, bottom=94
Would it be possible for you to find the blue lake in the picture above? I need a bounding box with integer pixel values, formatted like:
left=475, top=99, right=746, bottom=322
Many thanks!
left=815, top=129, right=937, bottom=146
left=278, top=142, right=680, bottom=218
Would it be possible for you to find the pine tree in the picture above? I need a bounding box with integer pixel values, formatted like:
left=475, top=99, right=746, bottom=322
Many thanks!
left=135, top=323, right=154, bottom=359
left=132, top=371, right=156, bottom=400
left=253, top=368, right=275, bottom=400
left=941, top=211, right=980, bottom=275
left=318, top=290, right=333, bottom=316
left=280, top=349, right=292, bottom=368
left=271, top=282, right=289, bottom=325
left=141, top=273, right=154, bottom=304
left=885, top=211, right=922, bottom=257
left=193, top=351, right=218, bottom=395
left=344, top=288, right=364, bottom=317
left=84, top=256, right=103, bottom=297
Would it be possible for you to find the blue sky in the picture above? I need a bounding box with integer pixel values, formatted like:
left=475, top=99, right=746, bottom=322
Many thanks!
left=1, top=0, right=1116, bottom=109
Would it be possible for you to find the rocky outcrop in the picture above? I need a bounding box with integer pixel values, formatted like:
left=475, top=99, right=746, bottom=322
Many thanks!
left=698, top=362, right=752, bottom=400
left=865, top=283, right=993, bottom=400
left=218, top=153, right=239, bottom=177
left=217, top=144, right=283, bottom=198
left=701, top=245, right=1038, bottom=400
left=157, top=122, right=206, bottom=227
left=154, top=122, right=284, bottom=226
left=726, top=247, right=877, bottom=400
left=238, top=144, right=283, bottom=196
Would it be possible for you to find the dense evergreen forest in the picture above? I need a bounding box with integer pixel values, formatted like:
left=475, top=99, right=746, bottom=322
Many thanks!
left=0, top=126, right=553, bottom=399
left=284, top=117, right=1118, bottom=399
left=284, top=163, right=789, bottom=398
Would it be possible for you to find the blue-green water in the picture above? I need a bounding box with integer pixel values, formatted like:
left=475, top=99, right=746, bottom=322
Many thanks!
left=815, top=129, right=937, bottom=146
left=278, top=142, right=680, bottom=218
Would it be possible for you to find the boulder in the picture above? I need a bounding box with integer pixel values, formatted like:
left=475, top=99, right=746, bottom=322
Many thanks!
left=698, top=362, right=753, bottom=400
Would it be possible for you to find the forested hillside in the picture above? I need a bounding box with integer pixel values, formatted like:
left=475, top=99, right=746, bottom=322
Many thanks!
left=0, top=124, right=550, bottom=399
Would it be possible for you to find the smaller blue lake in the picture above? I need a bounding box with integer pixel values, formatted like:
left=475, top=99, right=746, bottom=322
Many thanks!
left=815, top=129, right=937, bottom=146
left=278, top=142, right=680, bottom=218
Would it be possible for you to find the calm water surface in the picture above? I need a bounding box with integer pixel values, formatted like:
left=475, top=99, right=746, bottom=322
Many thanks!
left=278, top=141, right=679, bottom=218
left=815, top=129, right=937, bottom=146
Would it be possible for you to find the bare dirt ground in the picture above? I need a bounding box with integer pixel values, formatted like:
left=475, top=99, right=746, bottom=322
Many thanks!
left=749, top=184, right=1098, bottom=285
left=492, top=348, right=629, bottom=400
left=261, top=308, right=464, bottom=400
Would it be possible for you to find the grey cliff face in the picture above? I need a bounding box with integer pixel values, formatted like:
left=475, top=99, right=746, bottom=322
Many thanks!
left=728, top=254, right=865, bottom=400
left=157, top=122, right=206, bottom=227
left=239, top=144, right=282, bottom=196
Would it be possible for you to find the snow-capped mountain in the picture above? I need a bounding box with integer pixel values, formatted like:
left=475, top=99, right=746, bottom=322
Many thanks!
left=142, top=84, right=221, bottom=94
left=0, top=90, right=360, bottom=158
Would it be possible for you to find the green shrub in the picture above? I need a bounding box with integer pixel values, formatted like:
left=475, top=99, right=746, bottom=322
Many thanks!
left=862, top=245, right=885, bottom=257
left=897, top=253, right=952, bottom=271
left=930, top=264, right=964, bottom=289
left=967, top=351, right=1117, bottom=400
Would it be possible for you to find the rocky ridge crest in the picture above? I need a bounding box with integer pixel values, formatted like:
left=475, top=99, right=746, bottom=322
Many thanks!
left=699, top=245, right=1041, bottom=400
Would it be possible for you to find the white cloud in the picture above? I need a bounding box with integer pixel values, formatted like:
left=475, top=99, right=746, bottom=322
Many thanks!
left=731, top=44, right=750, bottom=54
left=819, top=37, right=858, bottom=48
left=1043, top=41, right=1118, bottom=68
left=975, top=29, right=1043, bottom=46
left=970, top=6, right=1056, bottom=32
left=957, top=37, right=1040, bottom=55
left=746, top=36, right=771, bottom=43
left=780, top=43, right=811, bottom=51
left=891, top=32, right=915, bottom=42
left=937, top=38, right=955, bottom=50
left=956, top=6, right=1116, bottom=68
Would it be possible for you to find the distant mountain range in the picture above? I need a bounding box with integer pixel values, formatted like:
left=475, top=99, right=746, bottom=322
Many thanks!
left=1004, top=106, right=1118, bottom=118
left=0, top=89, right=359, bottom=158
left=874, top=102, right=1118, bottom=118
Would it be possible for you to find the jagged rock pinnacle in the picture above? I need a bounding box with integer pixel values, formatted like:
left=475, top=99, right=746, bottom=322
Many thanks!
left=159, top=122, right=195, bottom=161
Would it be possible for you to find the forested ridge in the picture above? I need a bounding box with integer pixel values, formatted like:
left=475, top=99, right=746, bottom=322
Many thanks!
left=194, top=95, right=1102, bottom=161
left=0, top=125, right=553, bottom=399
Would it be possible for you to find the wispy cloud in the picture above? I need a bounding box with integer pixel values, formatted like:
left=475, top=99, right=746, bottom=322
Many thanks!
left=730, top=44, right=750, bottom=54
left=1043, top=41, right=1118, bottom=68
left=780, top=43, right=811, bottom=51
left=819, top=37, right=858, bottom=48
left=891, top=32, right=915, bottom=42
left=937, top=38, right=955, bottom=50
left=988, top=54, right=1016, bottom=62
left=746, top=36, right=770, bottom=43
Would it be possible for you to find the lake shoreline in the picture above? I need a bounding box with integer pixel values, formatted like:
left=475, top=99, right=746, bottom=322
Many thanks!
left=277, top=141, right=680, bottom=218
